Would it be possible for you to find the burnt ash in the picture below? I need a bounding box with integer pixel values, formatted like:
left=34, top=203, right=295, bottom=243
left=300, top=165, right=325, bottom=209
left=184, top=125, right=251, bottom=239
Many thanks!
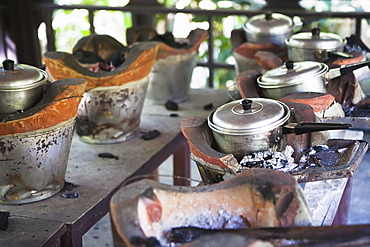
left=239, top=144, right=349, bottom=173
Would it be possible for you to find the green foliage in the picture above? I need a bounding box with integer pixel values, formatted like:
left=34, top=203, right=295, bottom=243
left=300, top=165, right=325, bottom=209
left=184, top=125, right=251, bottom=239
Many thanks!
left=52, top=0, right=366, bottom=89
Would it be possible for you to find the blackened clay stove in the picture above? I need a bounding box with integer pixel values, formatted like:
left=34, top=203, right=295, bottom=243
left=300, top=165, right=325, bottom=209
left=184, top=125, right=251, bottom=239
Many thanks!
left=0, top=78, right=87, bottom=204
left=181, top=105, right=367, bottom=184
left=126, top=28, right=208, bottom=104
left=110, top=169, right=312, bottom=246
left=43, top=42, right=159, bottom=144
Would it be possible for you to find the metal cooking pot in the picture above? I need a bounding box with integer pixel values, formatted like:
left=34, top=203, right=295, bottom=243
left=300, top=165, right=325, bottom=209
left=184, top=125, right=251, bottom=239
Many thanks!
left=257, top=60, right=328, bottom=99
left=285, top=28, right=347, bottom=62
left=257, top=60, right=370, bottom=99
left=208, top=98, right=351, bottom=160
left=0, top=59, right=47, bottom=115
left=243, top=12, right=302, bottom=48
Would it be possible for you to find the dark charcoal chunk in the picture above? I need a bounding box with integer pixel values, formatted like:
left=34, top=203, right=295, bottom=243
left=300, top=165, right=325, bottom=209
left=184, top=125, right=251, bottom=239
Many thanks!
left=146, top=237, right=161, bottom=247
left=165, top=100, right=179, bottom=111
left=142, top=130, right=161, bottom=140
left=169, top=227, right=203, bottom=243
left=0, top=211, right=9, bottom=231
left=203, top=103, right=213, bottom=110
left=130, top=236, right=161, bottom=246
left=62, top=181, right=80, bottom=192
left=98, top=152, right=119, bottom=160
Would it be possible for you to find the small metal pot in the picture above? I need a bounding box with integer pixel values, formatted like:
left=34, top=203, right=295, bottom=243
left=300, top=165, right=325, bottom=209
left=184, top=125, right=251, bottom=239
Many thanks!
left=0, top=59, right=47, bottom=115
left=257, top=60, right=329, bottom=99
left=285, top=28, right=347, bottom=62
left=243, top=12, right=302, bottom=48
left=208, top=98, right=350, bottom=160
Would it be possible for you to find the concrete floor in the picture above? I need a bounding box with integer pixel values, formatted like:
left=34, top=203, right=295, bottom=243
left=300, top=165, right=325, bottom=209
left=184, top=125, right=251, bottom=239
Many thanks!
left=82, top=132, right=370, bottom=247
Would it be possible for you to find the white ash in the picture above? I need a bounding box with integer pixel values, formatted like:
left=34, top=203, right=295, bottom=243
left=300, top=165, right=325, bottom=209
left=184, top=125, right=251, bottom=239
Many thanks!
left=239, top=145, right=298, bottom=172
left=239, top=144, right=334, bottom=172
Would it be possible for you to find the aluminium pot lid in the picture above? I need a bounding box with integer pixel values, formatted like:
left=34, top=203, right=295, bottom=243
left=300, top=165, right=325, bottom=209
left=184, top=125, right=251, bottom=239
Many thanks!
left=208, top=98, right=290, bottom=134
left=243, top=12, right=294, bottom=36
left=257, top=60, right=329, bottom=88
left=0, top=59, right=47, bottom=90
left=285, top=27, right=346, bottom=49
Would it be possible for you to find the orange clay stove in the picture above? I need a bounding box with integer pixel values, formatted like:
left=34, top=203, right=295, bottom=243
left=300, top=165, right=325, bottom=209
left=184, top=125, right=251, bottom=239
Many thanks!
left=110, top=168, right=312, bottom=246
left=43, top=41, right=160, bottom=143
left=0, top=78, right=87, bottom=204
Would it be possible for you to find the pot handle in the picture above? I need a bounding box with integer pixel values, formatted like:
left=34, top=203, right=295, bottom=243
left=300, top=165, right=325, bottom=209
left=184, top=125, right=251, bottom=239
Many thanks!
left=292, top=16, right=303, bottom=33
left=283, top=122, right=351, bottom=135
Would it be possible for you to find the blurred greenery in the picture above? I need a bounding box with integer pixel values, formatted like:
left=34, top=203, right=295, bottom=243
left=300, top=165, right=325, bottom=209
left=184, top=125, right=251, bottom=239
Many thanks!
left=50, top=0, right=367, bottom=89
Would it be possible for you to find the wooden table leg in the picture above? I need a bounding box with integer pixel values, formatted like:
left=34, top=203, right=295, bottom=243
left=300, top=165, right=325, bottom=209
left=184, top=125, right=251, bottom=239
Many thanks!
left=333, top=177, right=353, bottom=225
left=173, top=135, right=191, bottom=186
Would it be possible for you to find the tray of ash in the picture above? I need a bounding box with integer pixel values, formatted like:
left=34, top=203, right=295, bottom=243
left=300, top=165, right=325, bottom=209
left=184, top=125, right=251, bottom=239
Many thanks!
left=239, top=139, right=368, bottom=183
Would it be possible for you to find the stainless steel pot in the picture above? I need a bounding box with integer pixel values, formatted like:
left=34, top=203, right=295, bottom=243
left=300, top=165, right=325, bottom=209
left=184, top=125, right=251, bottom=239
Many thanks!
left=257, top=60, right=370, bottom=99
left=243, top=12, right=302, bottom=48
left=0, top=59, right=47, bottom=115
left=208, top=98, right=351, bottom=160
left=257, top=60, right=329, bottom=99
left=285, top=28, right=347, bottom=62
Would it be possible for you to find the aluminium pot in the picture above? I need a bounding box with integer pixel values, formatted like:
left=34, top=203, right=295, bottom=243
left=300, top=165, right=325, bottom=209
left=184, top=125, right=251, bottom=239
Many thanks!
left=0, top=59, right=47, bottom=115
left=256, top=60, right=370, bottom=100
left=243, top=12, right=301, bottom=48
left=257, top=60, right=329, bottom=99
left=285, top=28, right=347, bottom=62
left=208, top=98, right=351, bottom=161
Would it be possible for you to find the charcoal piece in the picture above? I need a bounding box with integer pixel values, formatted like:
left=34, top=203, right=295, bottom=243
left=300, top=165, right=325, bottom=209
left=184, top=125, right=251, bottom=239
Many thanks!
left=0, top=211, right=9, bottom=231
left=142, top=130, right=161, bottom=140
left=62, top=192, right=80, bottom=199
left=203, top=103, right=213, bottom=110
left=165, top=100, right=179, bottom=111
left=130, top=236, right=160, bottom=247
left=98, top=152, right=119, bottom=160
left=146, top=237, right=161, bottom=247
left=170, top=227, right=203, bottom=243
left=73, top=50, right=103, bottom=64
left=109, top=48, right=128, bottom=67
left=62, top=181, right=80, bottom=192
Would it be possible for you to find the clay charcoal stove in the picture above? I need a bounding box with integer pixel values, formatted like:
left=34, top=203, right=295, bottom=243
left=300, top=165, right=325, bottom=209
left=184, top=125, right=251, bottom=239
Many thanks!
left=110, top=168, right=312, bottom=246
left=43, top=39, right=159, bottom=144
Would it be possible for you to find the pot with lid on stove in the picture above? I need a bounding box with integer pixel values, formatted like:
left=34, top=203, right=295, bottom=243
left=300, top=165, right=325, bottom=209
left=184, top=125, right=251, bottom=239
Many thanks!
left=257, top=60, right=329, bottom=99
left=243, top=11, right=302, bottom=48
left=208, top=98, right=351, bottom=161
left=0, top=59, right=48, bottom=115
left=256, top=59, right=370, bottom=100
left=285, top=27, right=348, bottom=62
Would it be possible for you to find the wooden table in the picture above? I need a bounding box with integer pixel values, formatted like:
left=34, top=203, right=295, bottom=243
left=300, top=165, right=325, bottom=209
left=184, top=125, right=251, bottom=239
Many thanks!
left=0, top=88, right=360, bottom=246
left=0, top=88, right=231, bottom=247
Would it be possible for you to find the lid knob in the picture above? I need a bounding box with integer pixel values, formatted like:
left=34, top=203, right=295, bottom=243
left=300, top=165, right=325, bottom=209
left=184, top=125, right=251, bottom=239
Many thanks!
left=285, top=60, right=294, bottom=70
left=3, top=59, right=14, bottom=70
left=265, top=11, right=273, bottom=21
left=311, top=27, right=321, bottom=37
left=241, top=99, right=253, bottom=111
